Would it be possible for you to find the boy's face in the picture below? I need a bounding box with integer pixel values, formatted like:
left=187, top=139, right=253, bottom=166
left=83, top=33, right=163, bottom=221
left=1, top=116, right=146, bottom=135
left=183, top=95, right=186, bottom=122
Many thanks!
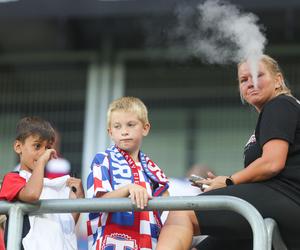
left=108, top=110, right=150, bottom=157
left=14, top=135, right=53, bottom=172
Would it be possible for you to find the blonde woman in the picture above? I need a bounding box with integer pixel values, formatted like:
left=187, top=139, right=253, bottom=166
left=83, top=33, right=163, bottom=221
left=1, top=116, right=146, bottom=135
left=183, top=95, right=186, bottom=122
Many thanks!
left=157, top=55, right=300, bottom=250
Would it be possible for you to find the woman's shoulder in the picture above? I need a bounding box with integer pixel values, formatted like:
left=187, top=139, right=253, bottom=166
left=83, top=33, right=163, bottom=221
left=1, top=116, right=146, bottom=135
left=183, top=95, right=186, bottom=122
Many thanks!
left=265, top=94, right=300, bottom=110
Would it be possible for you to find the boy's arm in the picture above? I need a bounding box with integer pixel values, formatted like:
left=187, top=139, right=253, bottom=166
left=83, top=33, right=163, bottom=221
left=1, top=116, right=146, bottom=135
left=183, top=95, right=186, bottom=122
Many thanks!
left=18, top=149, right=56, bottom=203
left=88, top=153, right=149, bottom=209
left=96, top=185, right=130, bottom=198
left=97, top=183, right=151, bottom=210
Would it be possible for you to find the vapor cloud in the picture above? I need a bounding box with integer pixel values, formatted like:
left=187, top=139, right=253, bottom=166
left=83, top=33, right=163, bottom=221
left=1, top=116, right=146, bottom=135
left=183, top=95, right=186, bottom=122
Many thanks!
left=173, top=0, right=267, bottom=68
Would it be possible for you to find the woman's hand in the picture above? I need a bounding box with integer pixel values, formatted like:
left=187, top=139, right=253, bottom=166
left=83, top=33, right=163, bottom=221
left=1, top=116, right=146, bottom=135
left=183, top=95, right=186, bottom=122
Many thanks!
left=196, top=172, right=227, bottom=192
left=127, top=183, right=152, bottom=209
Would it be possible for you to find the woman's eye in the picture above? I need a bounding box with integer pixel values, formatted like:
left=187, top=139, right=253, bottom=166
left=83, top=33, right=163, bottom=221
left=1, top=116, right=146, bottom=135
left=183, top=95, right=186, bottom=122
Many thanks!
left=128, top=123, right=135, bottom=127
left=114, top=125, right=121, bottom=129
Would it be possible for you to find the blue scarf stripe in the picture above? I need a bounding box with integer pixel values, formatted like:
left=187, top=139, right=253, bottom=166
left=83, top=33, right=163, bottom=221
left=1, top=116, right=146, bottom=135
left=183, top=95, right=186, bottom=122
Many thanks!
left=105, top=146, right=169, bottom=196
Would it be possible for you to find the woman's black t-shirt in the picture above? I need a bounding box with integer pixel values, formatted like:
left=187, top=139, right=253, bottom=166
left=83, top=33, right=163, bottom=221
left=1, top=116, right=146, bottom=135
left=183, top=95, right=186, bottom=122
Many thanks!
left=244, top=94, right=300, bottom=204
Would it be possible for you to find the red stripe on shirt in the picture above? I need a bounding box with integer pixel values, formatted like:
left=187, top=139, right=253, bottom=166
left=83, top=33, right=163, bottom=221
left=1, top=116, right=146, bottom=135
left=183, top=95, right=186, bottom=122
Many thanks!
left=0, top=172, right=26, bottom=201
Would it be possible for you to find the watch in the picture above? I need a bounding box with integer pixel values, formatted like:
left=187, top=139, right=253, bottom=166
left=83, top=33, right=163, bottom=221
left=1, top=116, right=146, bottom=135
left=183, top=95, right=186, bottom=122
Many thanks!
left=225, top=176, right=235, bottom=186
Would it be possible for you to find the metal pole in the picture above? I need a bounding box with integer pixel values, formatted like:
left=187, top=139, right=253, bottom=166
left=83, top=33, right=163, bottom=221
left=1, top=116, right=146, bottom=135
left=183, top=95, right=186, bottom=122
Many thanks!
left=0, top=196, right=269, bottom=250
left=28, top=196, right=267, bottom=250
left=6, top=204, right=24, bottom=250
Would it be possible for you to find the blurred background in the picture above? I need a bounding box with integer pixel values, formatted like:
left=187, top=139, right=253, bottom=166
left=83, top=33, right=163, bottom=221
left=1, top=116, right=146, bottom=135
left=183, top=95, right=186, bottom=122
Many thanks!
left=1, top=1, right=300, bottom=249
left=1, top=0, right=300, bottom=182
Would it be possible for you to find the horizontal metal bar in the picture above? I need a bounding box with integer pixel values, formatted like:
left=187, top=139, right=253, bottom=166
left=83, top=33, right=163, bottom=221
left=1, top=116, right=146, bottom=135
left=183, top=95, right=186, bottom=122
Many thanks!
left=0, top=202, right=13, bottom=213
left=0, top=45, right=299, bottom=64
left=0, top=196, right=268, bottom=250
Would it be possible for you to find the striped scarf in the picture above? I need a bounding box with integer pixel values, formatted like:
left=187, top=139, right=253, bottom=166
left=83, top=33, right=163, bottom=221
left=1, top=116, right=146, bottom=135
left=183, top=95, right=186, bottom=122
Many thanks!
left=86, top=145, right=169, bottom=250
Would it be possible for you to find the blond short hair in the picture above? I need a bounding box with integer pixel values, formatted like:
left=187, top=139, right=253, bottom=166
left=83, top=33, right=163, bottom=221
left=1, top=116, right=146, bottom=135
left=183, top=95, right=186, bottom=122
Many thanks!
left=107, top=96, right=149, bottom=128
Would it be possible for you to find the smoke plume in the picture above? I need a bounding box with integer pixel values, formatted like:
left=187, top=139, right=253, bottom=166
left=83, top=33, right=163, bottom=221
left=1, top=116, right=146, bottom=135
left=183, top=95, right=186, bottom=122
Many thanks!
left=172, top=0, right=267, bottom=83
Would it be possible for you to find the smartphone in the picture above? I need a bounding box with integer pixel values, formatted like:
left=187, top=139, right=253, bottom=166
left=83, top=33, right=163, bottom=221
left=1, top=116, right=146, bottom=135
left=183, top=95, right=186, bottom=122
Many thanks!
left=189, top=174, right=209, bottom=190
left=189, top=174, right=205, bottom=183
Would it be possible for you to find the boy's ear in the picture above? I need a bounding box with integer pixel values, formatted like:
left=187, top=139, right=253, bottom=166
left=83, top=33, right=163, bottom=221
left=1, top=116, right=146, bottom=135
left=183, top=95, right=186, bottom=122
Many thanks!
left=14, top=140, right=22, bottom=155
left=142, top=123, right=150, bottom=136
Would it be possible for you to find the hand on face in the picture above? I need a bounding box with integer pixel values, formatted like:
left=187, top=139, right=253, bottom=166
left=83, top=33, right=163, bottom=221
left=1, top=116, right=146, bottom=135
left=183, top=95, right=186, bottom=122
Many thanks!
left=35, top=148, right=57, bottom=166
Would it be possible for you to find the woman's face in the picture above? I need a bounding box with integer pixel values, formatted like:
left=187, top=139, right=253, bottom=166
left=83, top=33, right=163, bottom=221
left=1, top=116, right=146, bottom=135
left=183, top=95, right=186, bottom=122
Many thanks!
left=238, top=60, right=282, bottom=111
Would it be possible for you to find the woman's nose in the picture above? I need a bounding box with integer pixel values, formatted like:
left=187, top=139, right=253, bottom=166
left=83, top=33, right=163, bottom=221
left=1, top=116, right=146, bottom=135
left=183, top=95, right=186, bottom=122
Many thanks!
left=246, top=78, right=254, bottom=88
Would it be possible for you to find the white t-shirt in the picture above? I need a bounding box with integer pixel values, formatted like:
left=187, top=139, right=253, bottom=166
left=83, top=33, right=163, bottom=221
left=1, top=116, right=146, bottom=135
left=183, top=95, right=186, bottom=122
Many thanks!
left=19, top=171, right=77, bottom=250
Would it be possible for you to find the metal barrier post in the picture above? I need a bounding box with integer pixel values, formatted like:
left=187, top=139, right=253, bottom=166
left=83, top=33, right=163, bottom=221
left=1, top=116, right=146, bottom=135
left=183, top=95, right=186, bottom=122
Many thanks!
left=7, top=204, right=24, bottom=250
left=265, top=218, right=288, bottom=250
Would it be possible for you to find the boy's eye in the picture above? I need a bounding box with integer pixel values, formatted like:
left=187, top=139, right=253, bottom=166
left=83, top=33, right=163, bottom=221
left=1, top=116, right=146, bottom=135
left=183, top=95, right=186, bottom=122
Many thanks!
left=34, top=144, right=41, bottom=150
left=128, top=123, right=136, bottom=127
left=114, top=124, right=121, bottom=129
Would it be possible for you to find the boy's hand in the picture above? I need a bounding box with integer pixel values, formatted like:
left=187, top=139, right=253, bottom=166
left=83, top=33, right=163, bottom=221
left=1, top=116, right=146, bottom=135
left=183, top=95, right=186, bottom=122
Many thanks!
left=67, top=177, right=85, bottom=199
left=67, top=177, right=85, bottom=224
left=127, top=184, right=151, bottom=209
left=36, top=149, right=57, bottom=166
left=18, top=149, right=57, bottom=203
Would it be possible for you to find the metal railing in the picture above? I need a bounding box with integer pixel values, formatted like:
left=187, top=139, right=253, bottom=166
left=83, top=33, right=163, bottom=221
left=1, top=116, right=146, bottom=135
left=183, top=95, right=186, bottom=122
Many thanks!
left=0, top=196, right=268, bottom=250
left=265, top=218, right=288, bottom=250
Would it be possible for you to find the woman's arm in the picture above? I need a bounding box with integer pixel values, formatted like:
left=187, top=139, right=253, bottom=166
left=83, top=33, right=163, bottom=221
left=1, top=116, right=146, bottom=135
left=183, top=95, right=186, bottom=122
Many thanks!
left=201, top=139, right=288, bottom=191
left=232, top=139, right=288, bottom=183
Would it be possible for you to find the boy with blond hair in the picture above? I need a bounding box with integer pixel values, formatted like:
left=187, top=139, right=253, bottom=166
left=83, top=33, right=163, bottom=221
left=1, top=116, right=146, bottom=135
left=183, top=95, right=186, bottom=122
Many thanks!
left=0, top=116, right=84, bottom=250
left=87, top=96, right=169, bottom=250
